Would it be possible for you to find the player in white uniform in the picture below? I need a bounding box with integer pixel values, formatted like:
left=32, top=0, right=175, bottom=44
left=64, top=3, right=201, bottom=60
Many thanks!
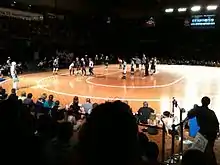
left=10, top=61, right=19, bottom=90
left=118, top=57, right=122, bottom=69
left=89, top=58, right=94, bottom=76
left=122, top=60, right=127, bottom=79
left=69, top=62, right=75, bottom=75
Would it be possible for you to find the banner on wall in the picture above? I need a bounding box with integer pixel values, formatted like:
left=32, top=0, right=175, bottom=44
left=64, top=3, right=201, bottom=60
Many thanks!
left=0, top=7, right=43, bottom=21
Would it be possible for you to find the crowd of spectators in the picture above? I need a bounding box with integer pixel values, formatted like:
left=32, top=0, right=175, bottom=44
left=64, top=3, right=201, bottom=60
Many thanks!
left=0, top=84, right=214, bottom=165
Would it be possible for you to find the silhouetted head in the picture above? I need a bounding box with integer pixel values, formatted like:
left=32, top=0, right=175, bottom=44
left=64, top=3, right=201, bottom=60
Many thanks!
left=201, top=96, right=210, bottom=107
left=181, top=149, right=207, bottom=165
left=11, top=88, right=16, bottom=94
left=143, top=101, right=148, bottom=107
left=21, top=91, right=26, bottom=97
left=57, top=122, right=73, bottom=142
left=145, top=142, right=159, bottom=161
left=78, top=101, right=139, bottom=164
left=27, top=93, right=32, bottom=99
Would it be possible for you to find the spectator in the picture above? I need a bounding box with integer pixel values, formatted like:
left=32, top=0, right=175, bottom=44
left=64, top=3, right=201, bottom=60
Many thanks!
left=145, top=142, right=160, bottom=165
left=23, top=93, right=34, bottom=105
left=43, top=122, right=76, bottom=165
left=18, top=91, right=26, bottom=102
left=187, top=96, right=219, bottom=165
left=82, top=98, right=93, bottom=115
left=77, top=101, right=141, bottom=165
left=8, top=88, right=18, bottom=101
left=0, top=73, right=5, bottom=82
left=35, top=93, right=47, bottom=118
left=137, top=101, right=155, bottom=124
left=0, top=86, right=7, bottom=100
left=68, top=96, right=81, bottom=120
left=44, top=94, right=55, bottom=109
left=181, top=149, right=207, bottom=165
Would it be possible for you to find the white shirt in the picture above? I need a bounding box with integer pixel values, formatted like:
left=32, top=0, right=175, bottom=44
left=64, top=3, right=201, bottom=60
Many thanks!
left=10, top=65, right=16, bottom=76
left=89, top=61, right=94, bottom=68
left=69, top=63, right=74, bottom=70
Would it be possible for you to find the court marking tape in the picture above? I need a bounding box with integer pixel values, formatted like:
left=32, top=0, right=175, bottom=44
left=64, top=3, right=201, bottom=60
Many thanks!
left=36, top=69, right=182, bottom=101
left=86, top=75, right=185, bottom=89
left=37, top=73, right=162, bottom=102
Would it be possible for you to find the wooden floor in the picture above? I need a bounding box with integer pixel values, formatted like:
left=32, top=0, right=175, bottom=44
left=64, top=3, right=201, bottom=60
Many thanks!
left=1, top=64, right=220, bottom=163
left=2, top=64, right=220, bottom=117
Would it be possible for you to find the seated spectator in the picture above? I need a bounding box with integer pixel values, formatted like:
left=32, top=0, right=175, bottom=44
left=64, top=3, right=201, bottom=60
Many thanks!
left=23, top=93, right=35, bottom=114
left=44, top=94, right=55, bottom=109
left=8, top=88, right=18, bottom=101
left=0, top=86, right=7, bottom=100
left=77, top=101, right=141, bottom=165
left=43, top=122, right=76, bottom=165
left=50, top=100, right=61, bottom=120
left=138, top=132, right=149, bottom=160
left=145, top=142, right=160, bottom=165
left=137, top=101, right=155, bottom=124
left=35, top=93, right=47, bottom=118
left=82, top=98, right=93, bottom=115
left=181, top=149, right=207, bottom=165
left=18, top=91, right=26, bottom=102
left=0, top=73, right=5, bottom=82
left=68, top=96, right=81, bottom=121
left=23, top=93, right=34, bottom=105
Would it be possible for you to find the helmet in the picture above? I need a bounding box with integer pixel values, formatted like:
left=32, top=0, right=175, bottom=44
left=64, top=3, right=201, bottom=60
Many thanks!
left=11, top=62, right=16, bottom=66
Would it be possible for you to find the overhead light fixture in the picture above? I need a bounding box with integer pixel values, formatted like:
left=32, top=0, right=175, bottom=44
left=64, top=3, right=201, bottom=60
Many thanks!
left=207, top=5, right=218, bottom=11
left=191, top=6, right=201, bottom=12
left=178, top=8, right=187, bottom=12
left=165, top=8, right=174, bottom=13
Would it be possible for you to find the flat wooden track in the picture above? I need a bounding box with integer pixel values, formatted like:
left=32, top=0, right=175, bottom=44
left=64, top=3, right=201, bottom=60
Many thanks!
left=1, top=64, right=220, bottom=119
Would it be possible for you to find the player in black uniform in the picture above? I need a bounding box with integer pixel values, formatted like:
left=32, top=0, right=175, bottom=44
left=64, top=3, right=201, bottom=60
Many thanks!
left=150, top=57, right=156, bottom=74
left=142, top=54, right=147, bottom=70
left=53, top=57, right=59, bottom=74
left=131, top=59, right=135, bottom=76
left=75, top=57, right=81, bottom=75
left=95, top=55, right=99, bottom=65
left=105, top=56, right=109, bottom=69
left=145, top=57, right=149, bottom=76
left=122, top=60, right=127, bottom=79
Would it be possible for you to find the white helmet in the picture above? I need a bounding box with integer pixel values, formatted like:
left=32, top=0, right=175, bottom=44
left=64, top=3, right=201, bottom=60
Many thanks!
left=11, top=62, right=16, bottom=66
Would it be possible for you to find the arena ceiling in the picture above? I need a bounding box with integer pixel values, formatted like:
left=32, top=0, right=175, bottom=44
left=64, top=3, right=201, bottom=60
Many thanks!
left=5, top=0, right=220, bottom=16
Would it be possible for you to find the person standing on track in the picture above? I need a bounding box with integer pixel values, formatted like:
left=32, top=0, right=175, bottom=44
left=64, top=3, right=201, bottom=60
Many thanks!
left=10, top=61, right=19, bottom=90
left=150, top=57, right=156, bottom=74
left=118, top=57, right=122, bottom=69
left=89, top=58, right=94, bottom=76
left=122, top=60, right=127, bottom=79
left=145, top=57, right=149, bottom=76
left=75, top=57, right=81, bottom=75
left=81, top=58, right=87, bottom=76
left=105, top=56, right=109, bottom=69
left=142, top=54, right=147, bottom=70
left=131, top=59, right=135, bottom=76
left=69, top=62, right=75, bottom=76
left=53, top=57, right=59, bottom=75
